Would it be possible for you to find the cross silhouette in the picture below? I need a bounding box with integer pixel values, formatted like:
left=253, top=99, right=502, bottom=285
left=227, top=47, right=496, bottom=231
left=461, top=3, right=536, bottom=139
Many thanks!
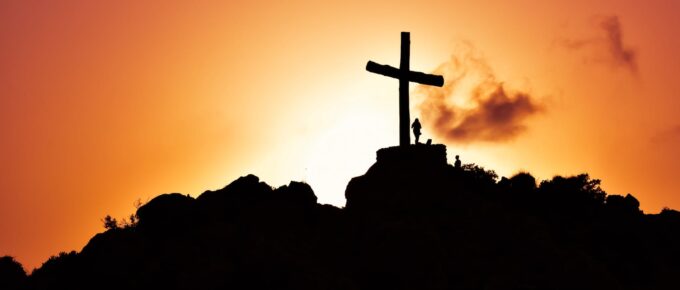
left=366, top=32, right=444, bottom=147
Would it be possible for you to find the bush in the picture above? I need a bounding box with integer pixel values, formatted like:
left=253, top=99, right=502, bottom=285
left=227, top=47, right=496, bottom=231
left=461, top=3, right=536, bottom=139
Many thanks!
left=0, top=256, right=26, bottom=289
left=101, top=215, right=119, bottom=230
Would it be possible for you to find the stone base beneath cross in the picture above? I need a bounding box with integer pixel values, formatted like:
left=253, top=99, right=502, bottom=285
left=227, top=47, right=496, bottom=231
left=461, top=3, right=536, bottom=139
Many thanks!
left=375, top=143, right=447, bottom=169
left=345, top=143, right=454, bottom=215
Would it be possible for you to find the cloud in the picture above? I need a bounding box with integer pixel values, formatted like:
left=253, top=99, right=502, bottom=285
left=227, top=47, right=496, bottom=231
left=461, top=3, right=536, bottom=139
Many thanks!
left=415, top=45, right=544, bottom=144
left=560, top=15, right=638, bottom=74
left=600, top=16, right=637, bottom=72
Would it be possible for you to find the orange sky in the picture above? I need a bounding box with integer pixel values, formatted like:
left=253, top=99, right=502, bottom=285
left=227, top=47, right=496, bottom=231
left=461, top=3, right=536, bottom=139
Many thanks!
left=2, top=0, right=680, bottom=271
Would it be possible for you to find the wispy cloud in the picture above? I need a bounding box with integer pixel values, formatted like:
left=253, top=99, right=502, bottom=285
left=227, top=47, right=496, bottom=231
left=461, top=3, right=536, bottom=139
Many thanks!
left=560, top=15, right=638, bottom=74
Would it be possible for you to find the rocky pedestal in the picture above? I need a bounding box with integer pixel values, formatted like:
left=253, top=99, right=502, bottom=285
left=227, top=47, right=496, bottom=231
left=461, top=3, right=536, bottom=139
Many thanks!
left=345, top=144, right=453, bottom=215
left=374, top=144, right=447, bottom=172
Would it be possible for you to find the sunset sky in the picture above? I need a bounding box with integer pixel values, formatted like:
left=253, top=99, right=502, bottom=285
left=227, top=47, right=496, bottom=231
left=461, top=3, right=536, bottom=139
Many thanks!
left=2, top=0, right=680, bottom=270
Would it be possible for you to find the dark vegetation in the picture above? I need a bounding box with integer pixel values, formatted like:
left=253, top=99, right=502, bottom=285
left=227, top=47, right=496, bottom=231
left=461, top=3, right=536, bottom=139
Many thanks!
left=0, top=256, right=26, bottom=289
left=2, top=145, right=679, bottom=290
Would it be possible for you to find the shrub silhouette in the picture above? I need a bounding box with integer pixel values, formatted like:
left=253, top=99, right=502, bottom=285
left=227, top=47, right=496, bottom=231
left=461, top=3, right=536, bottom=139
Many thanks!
left=101, top=215, right=119, bottom=231
left=461, top=162, right=498, bottom=183
left=509, top=171, right=537, bottom=192
left=28, top=251, right=79, bottom=289
left=0, top=256, right=26, bottom=290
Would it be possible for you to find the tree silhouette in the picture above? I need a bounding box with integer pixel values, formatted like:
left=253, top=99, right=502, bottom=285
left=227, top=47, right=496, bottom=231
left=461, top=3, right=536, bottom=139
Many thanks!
left=0, top=256, right=26, bottom=290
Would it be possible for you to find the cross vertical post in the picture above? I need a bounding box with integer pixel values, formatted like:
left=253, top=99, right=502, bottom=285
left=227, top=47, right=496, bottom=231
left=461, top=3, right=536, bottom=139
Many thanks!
left=399, top=32, right=410, bottom=146
left=366, top=32, right=444, bottom=147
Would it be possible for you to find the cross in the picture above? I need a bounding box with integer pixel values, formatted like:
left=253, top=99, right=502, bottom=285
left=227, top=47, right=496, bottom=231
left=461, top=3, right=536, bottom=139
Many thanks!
left=366, top=32, right=444, bottom=147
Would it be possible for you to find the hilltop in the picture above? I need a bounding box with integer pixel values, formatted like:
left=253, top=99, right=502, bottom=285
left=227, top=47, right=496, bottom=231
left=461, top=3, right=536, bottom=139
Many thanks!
left=2, top=144, right=680, bottom=290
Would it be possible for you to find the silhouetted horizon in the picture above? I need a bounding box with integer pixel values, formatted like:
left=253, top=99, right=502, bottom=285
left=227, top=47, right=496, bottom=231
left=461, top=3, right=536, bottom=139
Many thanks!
left=2, top=143, right=679, bottom=290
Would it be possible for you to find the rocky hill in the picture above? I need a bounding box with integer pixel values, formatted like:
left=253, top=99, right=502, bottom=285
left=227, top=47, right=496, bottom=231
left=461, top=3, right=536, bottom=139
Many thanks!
left=2, top=144, right=680, bottom=290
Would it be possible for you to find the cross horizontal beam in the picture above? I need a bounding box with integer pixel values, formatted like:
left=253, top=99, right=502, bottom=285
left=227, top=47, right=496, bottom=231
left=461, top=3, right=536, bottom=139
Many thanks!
left=366, top=61, right=444, bottom=87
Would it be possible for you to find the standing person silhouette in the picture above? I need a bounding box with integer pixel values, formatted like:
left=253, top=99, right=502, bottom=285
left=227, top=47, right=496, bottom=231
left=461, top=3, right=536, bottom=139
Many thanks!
left=411, top=118, right=422, bottom=144
left=454, top=155, right=462, bottom=168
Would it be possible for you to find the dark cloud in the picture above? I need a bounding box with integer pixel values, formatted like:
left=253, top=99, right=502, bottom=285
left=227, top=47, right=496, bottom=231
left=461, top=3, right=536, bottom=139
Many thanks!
left=560, top=15, right=638, bottom=73
left=415, top=46, right=544, bottom=144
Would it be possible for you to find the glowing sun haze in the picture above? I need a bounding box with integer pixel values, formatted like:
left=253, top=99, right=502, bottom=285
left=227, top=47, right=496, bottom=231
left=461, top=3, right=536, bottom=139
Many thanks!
left=2, top=0, right=680, bottom=270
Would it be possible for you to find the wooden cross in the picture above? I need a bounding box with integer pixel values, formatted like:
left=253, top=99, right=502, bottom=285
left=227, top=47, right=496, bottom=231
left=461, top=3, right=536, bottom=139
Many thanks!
left=366, top=32, right=444, bottom=147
